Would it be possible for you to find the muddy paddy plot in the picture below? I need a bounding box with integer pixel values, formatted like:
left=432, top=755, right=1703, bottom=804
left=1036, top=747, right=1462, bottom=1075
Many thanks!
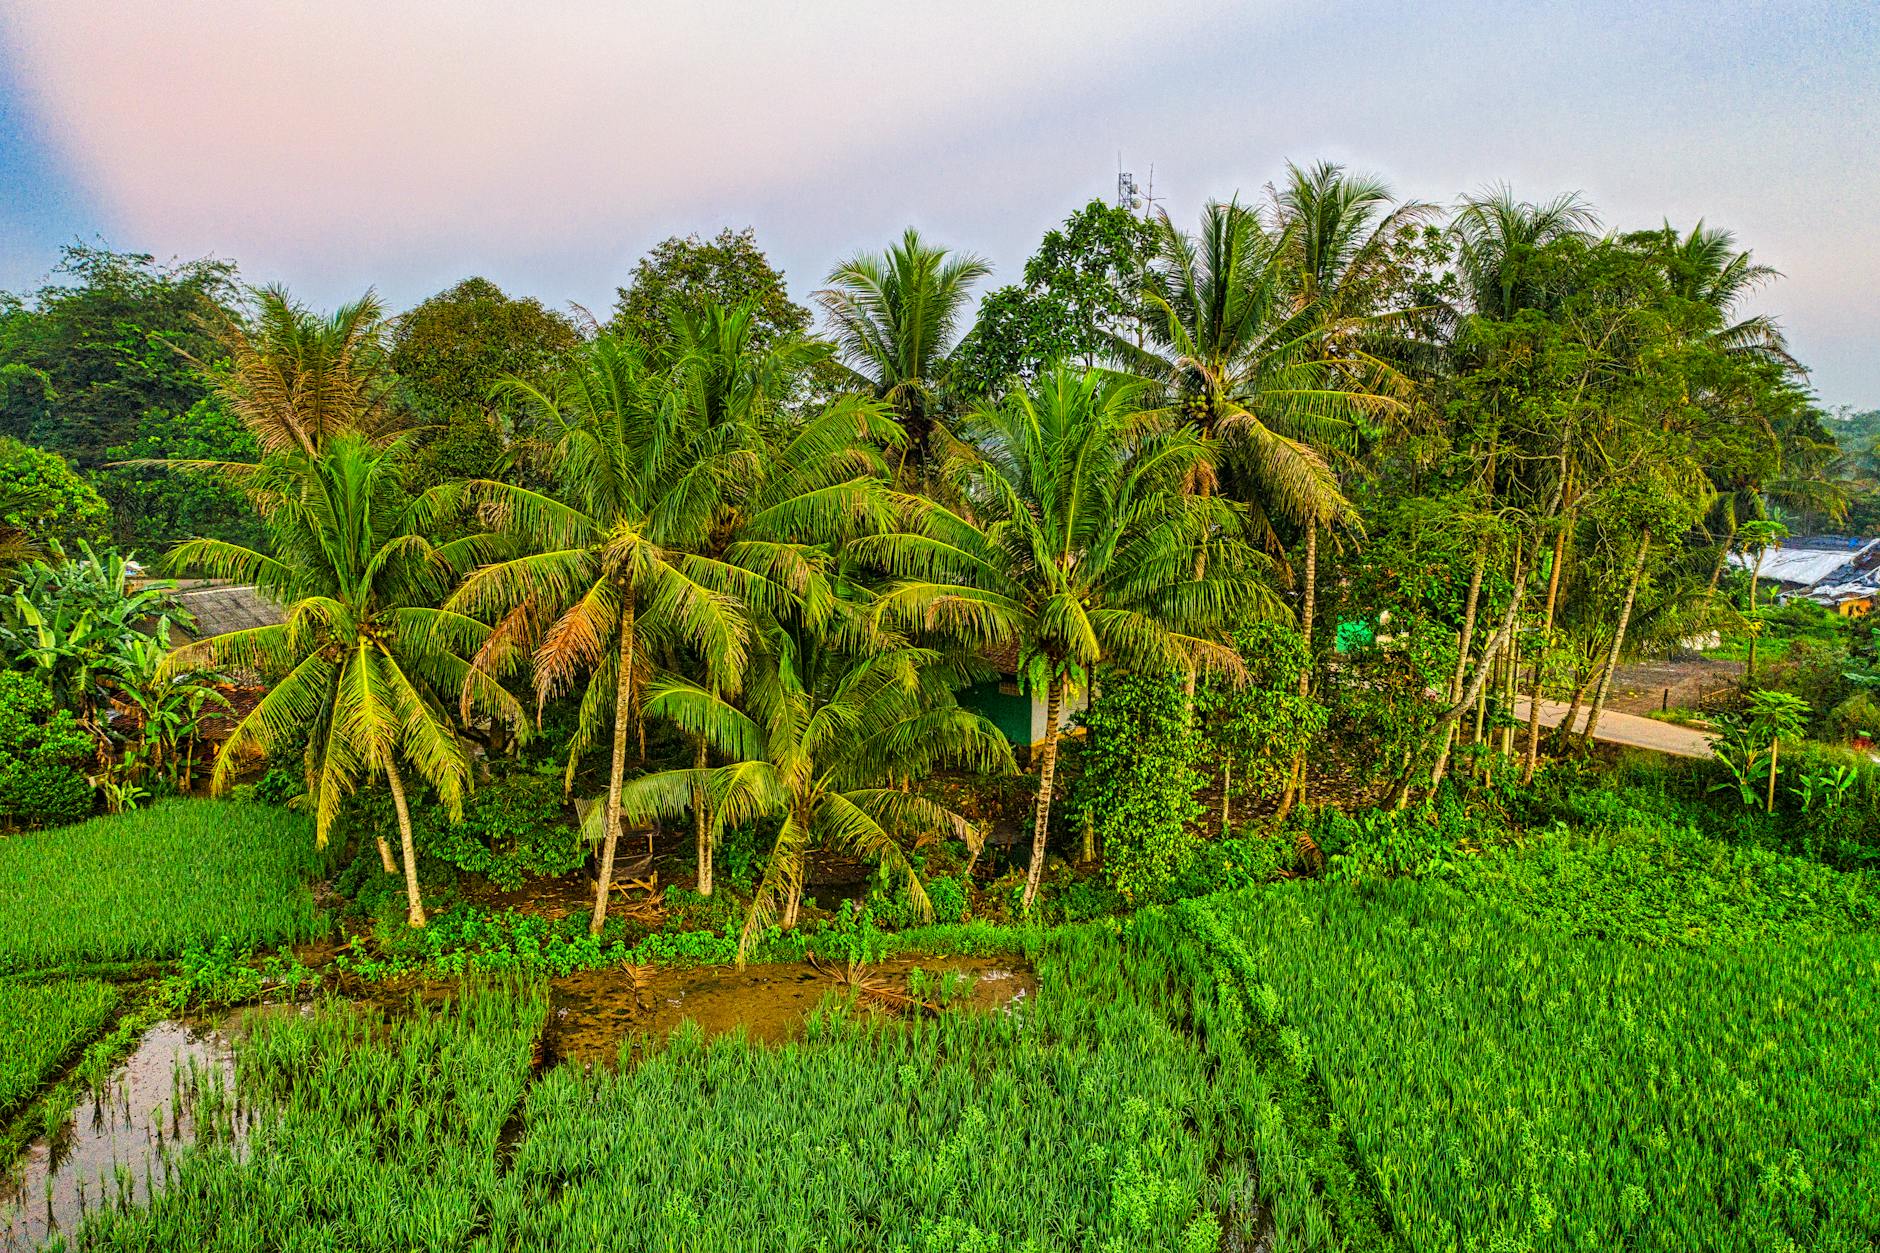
left=547, top=954, right=1036, bottom=1065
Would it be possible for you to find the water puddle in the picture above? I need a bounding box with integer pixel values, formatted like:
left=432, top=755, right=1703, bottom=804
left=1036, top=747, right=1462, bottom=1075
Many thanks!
left=0, top=1009, right=286, bottom=1251
left=549, top=955, right=1037, bottom=1065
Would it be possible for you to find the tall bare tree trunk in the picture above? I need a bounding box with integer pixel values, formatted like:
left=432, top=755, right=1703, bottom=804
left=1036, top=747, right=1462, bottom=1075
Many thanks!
left=1746, top=545, right=1766, bottom=683
left=1395, top=544, right=1531, bottom=807
left=1522, top=513, right=1570, bottom=782
left=592, top=596, right=636, bottom=935
left=1021, top=674, right=1065, bottom=912
left=384, top=757, right=426, bottom=928
left=1429, top=541, right=1487, bottom=791
left=1219, top=757, right=1232, bottom=836
left=693, top=735, right=712, bottom=896
left=1706, top=521, right=1737, bottom=597
left=1581, top=532, right=1649, bottom=748
left=376, top=833, right=398, bottom=875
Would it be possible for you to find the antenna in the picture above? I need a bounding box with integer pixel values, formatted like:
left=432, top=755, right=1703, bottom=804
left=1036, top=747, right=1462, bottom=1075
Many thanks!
left=1140, top=165, right=1164, bottom=221
left=1116, top=155, right=1141, bottom=212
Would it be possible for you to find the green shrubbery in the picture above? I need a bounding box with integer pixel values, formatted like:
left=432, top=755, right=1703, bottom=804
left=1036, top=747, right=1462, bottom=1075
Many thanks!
left=1070, top=672, right=1203, bottom=900
left=0, top=670, right=93, bottom=828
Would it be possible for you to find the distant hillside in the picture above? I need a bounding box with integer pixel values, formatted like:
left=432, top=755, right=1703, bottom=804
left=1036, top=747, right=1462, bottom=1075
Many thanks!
left=1827, top=407, right=1880, bottom=457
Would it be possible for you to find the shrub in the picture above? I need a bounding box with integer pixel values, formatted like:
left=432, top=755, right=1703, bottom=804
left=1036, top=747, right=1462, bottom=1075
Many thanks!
left=0, top=670, right=94, bottom=828
left=1070, top=671, right=1203, bottom=900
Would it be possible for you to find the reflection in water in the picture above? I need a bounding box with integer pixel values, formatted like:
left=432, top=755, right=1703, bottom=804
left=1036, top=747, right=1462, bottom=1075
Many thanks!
left=0, top=1012, right=280, bottom=1251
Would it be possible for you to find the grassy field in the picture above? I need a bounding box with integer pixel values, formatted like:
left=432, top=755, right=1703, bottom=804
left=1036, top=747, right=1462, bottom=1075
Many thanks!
left=1194, top=878, right=1880, bottom=1251
left=0, top=799, right=329, bottom=973
left=0, top=979, right=119, bottom=1119
left=51, top=921, right=1390, bottom=1253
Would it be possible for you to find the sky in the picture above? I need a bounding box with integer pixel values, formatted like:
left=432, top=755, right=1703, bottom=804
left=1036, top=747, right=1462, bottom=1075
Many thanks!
left=1, top=1, right=1876, bottom=409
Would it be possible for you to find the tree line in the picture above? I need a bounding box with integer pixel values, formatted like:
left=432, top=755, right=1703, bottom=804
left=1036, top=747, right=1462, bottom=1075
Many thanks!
left=0, top=163, right=1862, bottom=948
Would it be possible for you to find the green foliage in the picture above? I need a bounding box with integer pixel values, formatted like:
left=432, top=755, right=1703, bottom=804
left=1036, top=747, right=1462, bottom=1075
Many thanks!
left=0, top=437, right=108, bottom=550
left=1196, top=878, right=1879, bottom=1251
left=1197, top=621, right=1326, bottom=814
left=951, top=199, right=1156, bottom=401
left=610, top=228, right=810, bottom=355
left=0, top=244, right=236, bottom=465
left=0, top=669, right=94, bottom=828
left=1072, top=671, right=1204, bottom=900
left=0, top=798, right=328, bottom=972
left=95, top=396, right=265, bottom=552
left=355, top=765, right=583, bottom=891
left=0, top=978, right=118, bottom=1119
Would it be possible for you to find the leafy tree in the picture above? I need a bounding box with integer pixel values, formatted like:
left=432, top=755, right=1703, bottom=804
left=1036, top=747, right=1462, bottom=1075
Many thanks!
left=0, top=439, right=108, bottom=552
left=611, top=228, right=811, bottom=356
left=95, top=397, right=265, bottom=552
left=1746, top=689, right=1811, bottom=815
left=817, top=228, right=990, bottom=476
left=0, top=245, right=237, bottom=465
left=951, top=200, right=1156, bottom=400
left=862, top=365, right=1251, bottom=909
left=390, top=277, right=581, bottom=487
left=165, top=435, right=521, bottom=926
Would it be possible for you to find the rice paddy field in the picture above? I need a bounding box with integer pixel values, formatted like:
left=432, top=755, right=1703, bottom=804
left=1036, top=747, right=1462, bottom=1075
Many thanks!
left=1191, top=879, right=1880, bottom=1252
left=35, top=920, right=1392, bottom=1253
left=0, top=800, right=328, bottom=973
left=0, top=981, right=119, bottom=1120
left=4, top=791, right=1876, bottom=1251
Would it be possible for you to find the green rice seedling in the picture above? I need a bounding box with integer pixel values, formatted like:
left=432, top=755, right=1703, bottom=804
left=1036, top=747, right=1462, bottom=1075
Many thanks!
left=0, top=979, right=118, bottom=1118
left=49, top=924, right=1392, bottom=1252
left=1195, top=879, right=1880, bottom=1252
left=0, top=799, right=328, bottom=972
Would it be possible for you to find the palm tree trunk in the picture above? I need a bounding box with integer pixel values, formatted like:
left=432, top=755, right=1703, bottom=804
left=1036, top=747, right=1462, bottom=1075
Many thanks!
left=1219, top=757, right=1232, bottom=836
left=1522, top=515, right=1570, bottom=783
left=693, top=736, right=712, bottom=897
left=1746, top=546, right=1766, bottom=683
left=1581, top=531, right=1649, bottom=748
left=591, top=595, right=636, bottom=935
left=384, top=757, right=426, bottom=928
left=1021, top=674, right=1065, bottom=913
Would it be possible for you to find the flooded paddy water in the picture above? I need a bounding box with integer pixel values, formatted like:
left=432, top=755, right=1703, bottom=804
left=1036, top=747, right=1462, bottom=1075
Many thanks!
left=0, top=1009, right=286, bottom=1251
left=0, top=955, right=1034, bottom=1248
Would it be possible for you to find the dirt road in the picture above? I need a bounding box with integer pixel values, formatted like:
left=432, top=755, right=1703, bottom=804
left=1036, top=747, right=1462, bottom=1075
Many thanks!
left=1513, top=697, right=1716, bottom=759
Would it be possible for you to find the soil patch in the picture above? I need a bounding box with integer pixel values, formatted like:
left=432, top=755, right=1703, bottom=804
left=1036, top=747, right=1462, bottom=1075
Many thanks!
left=548, top=955, right=1036, bottom=1066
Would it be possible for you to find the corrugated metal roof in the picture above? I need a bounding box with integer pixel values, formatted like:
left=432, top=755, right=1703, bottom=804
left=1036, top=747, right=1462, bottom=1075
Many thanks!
left=172, top=583, right=286, bottom=641
left=1731, top=537, right=1880, bottom=589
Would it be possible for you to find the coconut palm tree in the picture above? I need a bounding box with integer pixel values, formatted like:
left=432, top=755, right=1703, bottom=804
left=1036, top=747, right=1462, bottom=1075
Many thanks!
left=447, top=331, right=754, bottom=933
left=657, top=301, right=903, bottom=894
left=1273, top=160, right=1436, bottom=316
left=193, top=287, right=400, bottom=459
left=816, top=228, right=990, bottom=478
left=620, top=608, right=1012, bottom=962
left=1452, top=187, right=1599, bottom=321
left=859, top=365, right=1257, bottom=910
left=1122, top=199, right=1395, bottom=547
left=163, top=434, right=520, bottom=926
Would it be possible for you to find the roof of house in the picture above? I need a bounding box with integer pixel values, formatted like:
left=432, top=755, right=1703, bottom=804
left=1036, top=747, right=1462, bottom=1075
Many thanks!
left=170, top=582, right=286, bottom=641
left=1730, top=535, right=1880, bottom=590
